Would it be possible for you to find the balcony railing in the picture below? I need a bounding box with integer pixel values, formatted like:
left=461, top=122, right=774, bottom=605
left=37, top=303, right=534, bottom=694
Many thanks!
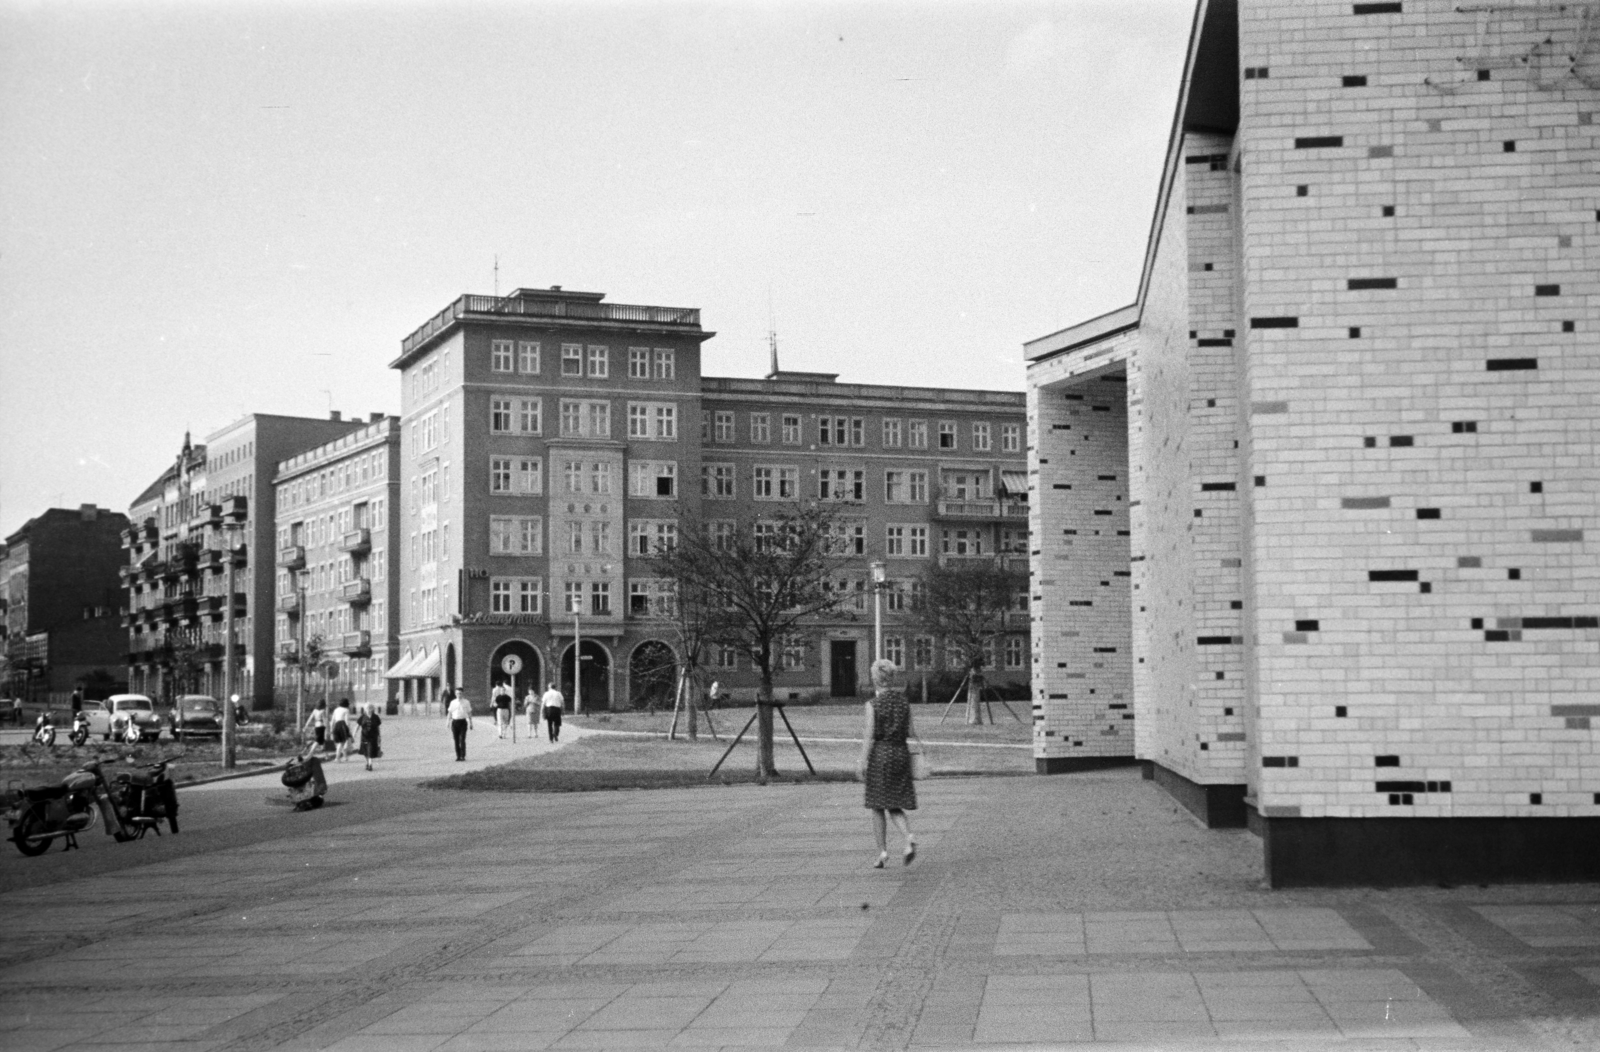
left=934, top=499, right=1030, bottom=521
left=401, top=294, right=702, bottom=356
left=339, top=528, right=371, bottom=554
left=277, top=545, right=306, bottom=570
left=276, top=593, right=300, bottom=615
left=278, top=642, right=299, bottom=663
left=191, top=503, right=222, bottom=530
left=339, top=630, right=372, bottom=656
left=201, top=593, right=248, bottom=620
left=341, top=578, right=372, bottom=604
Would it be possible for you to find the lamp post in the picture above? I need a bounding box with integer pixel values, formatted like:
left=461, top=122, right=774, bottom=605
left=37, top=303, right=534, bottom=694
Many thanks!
left=295, top=568, right=307, bottom=736
left=220, top=498, right=248, bottom=771
left=870, top=559, right=887, bottom=665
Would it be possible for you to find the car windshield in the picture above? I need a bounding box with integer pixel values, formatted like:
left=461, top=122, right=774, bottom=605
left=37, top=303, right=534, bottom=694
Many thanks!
left=116, top=699, right=153, bottom=712
left=180, top=699, right=220, bottom=713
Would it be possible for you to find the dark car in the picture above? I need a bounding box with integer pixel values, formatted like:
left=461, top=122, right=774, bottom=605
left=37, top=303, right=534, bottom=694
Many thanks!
left=168, top=695, right=244, bottom=741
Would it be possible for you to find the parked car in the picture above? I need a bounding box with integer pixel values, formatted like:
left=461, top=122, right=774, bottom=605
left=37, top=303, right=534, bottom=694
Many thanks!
left=168, top=695, right=246, bottom=741
left=85, top=695, right=164, bottom=743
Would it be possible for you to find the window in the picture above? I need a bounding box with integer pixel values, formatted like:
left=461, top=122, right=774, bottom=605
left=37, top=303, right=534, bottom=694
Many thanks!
left=489, top=516, right=542, bottom=555
left=782, top=641, right=806, bottom=671
left=518, top=398, right=542, bottom=434
left=819, top=416, right=850, bottom=445
left=819, top=468, right=864, bottom=501
left=908, top=526, right=929, bottom=557
left=1001, top=422, right=1021, bottom=453
left=629, top=579, right=673, bottom=618
left=1000, top=528, right=1028, bottom=554
left=518, top=579, right=542, bottom=614
left=913, top=636, right=934, bottom=670
left=652, top=348, right=675, bottom=380
left=490, top=457, right=512, bottom=494
left=559, top=399, right=611, bottom=438
left=714, top=645, right=738, bottom=669
left=885, top=525, right=905, bottom=556
left=781, top=414, right=802, bottom=444
left=491, top=396, right=539, bottom=435
left=587, top=346, right=609, bottom=378
left=563, top=581, right=584, bottom=614
left=942, top=471, right=990, bottom=500
left=518, top=342, right=541, bottom=374
left=1005, top=636, right=1026, bottom=669
left=589, top=462, right=612, bottom=495
left=590, top=581, right=611, bottom=615
left=753, top=521, right=778, bottom=551
left=942, top=528, right=983, bottom=556
left=629, top=520, right=678, bottom=557
left=750, top=413, right=770, bottom=443
left=908, top=420, right=928, bottom=449
left=629, top=347, right=650, bottom=379
left=752, top=465, right=798, bottom=500
left=883, top=636, right=905, bottom=669
left=491, top=577, right=543, bottom=614
left=492, top=340, right=514, bottom=373
left=908, top=471, right=929, bottom=503
left=707, top=521, right=735, bottom=552
left=562, top=344, right=583, bottom=376
left=564, top=459, right=583, bottom=494
left=629, top=460, right=677, bottom=498
left=702, top=463, right=736, bottom=499
left=714, top=411, right=735, bottom=443
left=972, top=421, right=992, bottom=451
left=882, top=418, right=902, bottom=448
left=885, top=471, right=905, bottom=503
left=851, top=418, right=864, bottom=446
left=887, top=580, right=916, bottom=612
left=628, top=402, right=678, bottom=440
left=938, top=421, right=957, bottom=449
left=830, top=521, right=866, bottom=555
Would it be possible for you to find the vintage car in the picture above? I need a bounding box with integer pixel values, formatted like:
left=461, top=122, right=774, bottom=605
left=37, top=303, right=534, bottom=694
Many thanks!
left=167, top=695, right=246, bottom=740
left=85, top=694, right=164, bottom=742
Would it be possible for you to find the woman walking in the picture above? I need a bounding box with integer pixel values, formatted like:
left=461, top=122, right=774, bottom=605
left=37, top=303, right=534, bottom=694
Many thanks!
left=857, top=658, right=919, bottom=868
left=357, top=702, right=383, bottom=771
left=303, top=699, right=329, bottom=753
left=330, top=699, right=352, bottom=762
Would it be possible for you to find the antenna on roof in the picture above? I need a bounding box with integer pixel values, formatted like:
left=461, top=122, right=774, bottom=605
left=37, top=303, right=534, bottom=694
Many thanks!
left=493, top=254, right=500, bottom=299
left=766, top=285, right=779, bottom=379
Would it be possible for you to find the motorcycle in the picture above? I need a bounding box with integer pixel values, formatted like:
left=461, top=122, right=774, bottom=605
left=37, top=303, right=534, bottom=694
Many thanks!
left=281, top=744, right=328, bottom=811
left=32, top=711, right=56, bottom=747
left=5, top=759, right=179, bottom=856
left=69, top=711, right=91, bottom=747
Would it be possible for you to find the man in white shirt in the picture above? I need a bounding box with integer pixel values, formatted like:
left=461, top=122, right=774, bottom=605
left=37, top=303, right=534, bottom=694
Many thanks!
left=447, top=691, right=474, bottom=761
left=491, top=682, right=512, bottom=738
left=540, top=683, right=564, bottom=742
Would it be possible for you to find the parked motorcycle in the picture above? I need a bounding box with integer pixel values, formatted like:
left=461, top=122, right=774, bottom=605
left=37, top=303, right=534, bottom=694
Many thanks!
left=281, top=745, right=327, bottom=811
left=69, top=711, right=91, bottom=747
left=31, top=712, right=56, bottom=747
left=6, top=759, right=179, bottom=856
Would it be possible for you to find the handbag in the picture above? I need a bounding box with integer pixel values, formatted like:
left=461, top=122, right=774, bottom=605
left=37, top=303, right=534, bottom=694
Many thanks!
left=909, top=742, right=930, bottom=780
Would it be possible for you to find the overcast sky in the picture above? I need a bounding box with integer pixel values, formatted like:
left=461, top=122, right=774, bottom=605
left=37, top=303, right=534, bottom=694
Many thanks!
left=0, top=0, right=1193, bottom=538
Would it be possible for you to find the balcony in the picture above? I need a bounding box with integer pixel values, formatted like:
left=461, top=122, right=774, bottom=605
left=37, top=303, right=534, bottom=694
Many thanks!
left=339, top=630, right=372, bottom=657
left=278, top=642, right=300, bottom=663
left=276, top=593, right=300, bottom=615
left=191, top=503, right=222, bottom=530
left=198, top=545, right=250, bottom=573
left=277, top=545, right=306, bottom=570
left=340, top=578, right=372, bottom=605
left=339, top=528, right=371, bottom=554
left=401, top=293, right=702, bottom=358
left=934, top=499, right=1030, bottom=521
left=157, top=557, right=195, bottom=582
left=201, top=593, right=248, bottom=620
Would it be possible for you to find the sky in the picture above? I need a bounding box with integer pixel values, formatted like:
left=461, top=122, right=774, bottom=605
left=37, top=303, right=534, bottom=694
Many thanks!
left=0, top=0, right=1194, bottom=538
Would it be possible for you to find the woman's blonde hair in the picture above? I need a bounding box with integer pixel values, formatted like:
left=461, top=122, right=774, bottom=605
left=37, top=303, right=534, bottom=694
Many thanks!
left=869, top=659, right=900, bottom=687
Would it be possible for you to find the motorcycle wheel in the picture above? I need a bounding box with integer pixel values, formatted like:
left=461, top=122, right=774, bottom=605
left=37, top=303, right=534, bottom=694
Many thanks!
left=123, top=725, right=140, bottom=746
left=12, top=809, right=52, bottom=856
left=70, top=729, right=88, bottom=747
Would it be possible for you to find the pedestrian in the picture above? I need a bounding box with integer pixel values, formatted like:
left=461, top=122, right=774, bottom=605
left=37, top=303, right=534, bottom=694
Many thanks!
left=857, top=658, right=919, bottom=868
left=358, top=702, right=382, bottom=771
left=304, top=699, right=329, bottom=752
left=10, top=693, right=22, bottom=727
left=492, top=682, right=513, bottom=739
left=707, top=680, right=721, bottom=708
left=447, top=690, right=474, bottom=761
left=70, top=688, right=83, bottom=714
left=330, top=698, right=352, bottom=761
left=541, top=682, right=564, bottom=742
left=523, top=684, right=541, bottom=737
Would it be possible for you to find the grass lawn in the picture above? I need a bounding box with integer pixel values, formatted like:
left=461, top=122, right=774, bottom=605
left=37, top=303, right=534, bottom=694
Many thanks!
left=0, top=739, right=292, bottom=799
left=426, top=705, right=1032, bottom=793
left=576, top=698, right=1032, bottom=745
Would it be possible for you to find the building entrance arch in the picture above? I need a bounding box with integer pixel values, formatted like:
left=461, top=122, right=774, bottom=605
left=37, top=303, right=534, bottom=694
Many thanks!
left=559, top=640, right=612, bottom=711
left=488, top=640, right=541, bottom=706
left=628, top=640, right=677, bottom=711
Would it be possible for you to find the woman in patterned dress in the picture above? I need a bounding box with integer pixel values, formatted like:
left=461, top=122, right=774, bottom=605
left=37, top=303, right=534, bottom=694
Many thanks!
left=858, top=658, right=919, bottom=868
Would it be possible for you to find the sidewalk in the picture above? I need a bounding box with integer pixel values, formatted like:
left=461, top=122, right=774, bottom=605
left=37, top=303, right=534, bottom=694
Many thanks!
left=2, top=745, right=1598, bottom=1050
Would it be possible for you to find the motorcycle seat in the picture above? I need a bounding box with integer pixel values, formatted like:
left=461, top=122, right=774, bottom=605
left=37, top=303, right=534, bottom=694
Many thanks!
left=119, top=770, right=161, bottom=787
left=22, top=784, right=69, bottom=802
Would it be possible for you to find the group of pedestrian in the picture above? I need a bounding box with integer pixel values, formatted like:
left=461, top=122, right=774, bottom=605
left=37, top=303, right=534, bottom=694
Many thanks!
left=440, top=682, right=567, bottom=761
left=302, top=698, right=383, bottom=771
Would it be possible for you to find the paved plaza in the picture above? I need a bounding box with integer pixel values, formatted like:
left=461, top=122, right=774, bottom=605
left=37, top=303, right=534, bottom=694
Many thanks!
left=2, top=718, right=1599, bottom=1050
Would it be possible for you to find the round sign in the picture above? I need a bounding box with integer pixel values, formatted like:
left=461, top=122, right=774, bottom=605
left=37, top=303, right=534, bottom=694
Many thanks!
left=500, top=654, right=523, bottom=675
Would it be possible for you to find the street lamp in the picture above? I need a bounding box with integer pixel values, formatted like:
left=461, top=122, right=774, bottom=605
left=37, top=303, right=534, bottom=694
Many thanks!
left=295, top=567, right=307, bottom=737
left=220, top=498, right=248, bottom=770
left=870, top=559, right=887, bottom=665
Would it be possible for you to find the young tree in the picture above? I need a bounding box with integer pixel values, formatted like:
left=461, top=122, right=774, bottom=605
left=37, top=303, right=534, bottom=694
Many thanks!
left=157, top=633, right=205, bottom=704
left=650, top=502, right=852, bottom=777
left=910, top=559, right=1026, bottom=725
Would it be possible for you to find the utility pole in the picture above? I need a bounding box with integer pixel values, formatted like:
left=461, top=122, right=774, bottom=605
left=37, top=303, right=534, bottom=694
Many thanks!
left=573, top=609, right=583, bottom=715
left=871, top=559, right=886, bottom=665
left=296, top=569, right=307, bottom=735
left=220, top=498, right=248, bottom=770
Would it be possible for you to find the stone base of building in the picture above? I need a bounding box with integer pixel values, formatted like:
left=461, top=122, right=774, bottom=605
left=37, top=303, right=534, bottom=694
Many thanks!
left=1260, top=816, right=1600, bottom=887
left=1141, top=761, right=1248, bottom=829
left=1035, top=755, right=1138, bottom=774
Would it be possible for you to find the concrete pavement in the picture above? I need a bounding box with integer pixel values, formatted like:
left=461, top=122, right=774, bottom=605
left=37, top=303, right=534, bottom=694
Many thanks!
left=2, top=714, right=1599, bottom=1051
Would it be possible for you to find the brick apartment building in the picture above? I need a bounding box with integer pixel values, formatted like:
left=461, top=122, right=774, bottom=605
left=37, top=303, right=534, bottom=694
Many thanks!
left=388, top=286, right=1028, bottom=713
left=1027, top=0, right=1598, bottom=883
left=1, top=504, right=129, bottom=704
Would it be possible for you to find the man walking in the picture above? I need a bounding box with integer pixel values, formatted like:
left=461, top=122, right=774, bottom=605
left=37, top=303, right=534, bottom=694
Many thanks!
left=447, top=690, right=474, bottom=761
left=541, top=682, right=564, bottom=743
left=491, top=682, right=513, bottom=738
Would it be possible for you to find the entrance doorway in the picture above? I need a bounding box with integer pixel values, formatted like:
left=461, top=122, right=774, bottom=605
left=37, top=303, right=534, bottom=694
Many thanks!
left=829, top=640, right=858, bottom=698
left=488, top=640, right=541, bottom=707
left=628, top=641, right=677, bottom=711
left=560, top=640, right=611, bottom=711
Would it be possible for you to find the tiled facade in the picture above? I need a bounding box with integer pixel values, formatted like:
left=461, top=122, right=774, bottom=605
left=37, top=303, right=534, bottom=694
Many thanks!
left=1028, top=0, right=1599, bottom=883
left=390, top=286, right=1028, bottom=714
left=273, top=417, right=401, bottom=713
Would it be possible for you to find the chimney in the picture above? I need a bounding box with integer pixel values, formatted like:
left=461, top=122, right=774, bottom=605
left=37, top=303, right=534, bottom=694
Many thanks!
left=329, top=410, right=342, bottom=422
left=79, top=504, right=99, bottom=521
left=369, top=412, right=384, bottom=423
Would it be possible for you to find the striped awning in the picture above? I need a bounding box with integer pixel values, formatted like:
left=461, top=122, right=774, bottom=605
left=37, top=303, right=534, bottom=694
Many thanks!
left=383, top=652, right=418, bottom=679
left=411, top=647, right=442, bottom=679
left=999, top=471, right=1029, bottom=498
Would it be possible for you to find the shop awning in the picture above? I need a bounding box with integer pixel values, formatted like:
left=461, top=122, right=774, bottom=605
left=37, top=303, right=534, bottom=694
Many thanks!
left=411, top=647, right=442, bottom=679
left=1000, top=471, right=1030, bottom=498
left=384, top=652, right=417, bottom=679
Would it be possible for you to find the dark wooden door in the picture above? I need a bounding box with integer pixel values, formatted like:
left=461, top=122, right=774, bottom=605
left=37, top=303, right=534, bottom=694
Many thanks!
left=830, top=641, right=858, bottom=698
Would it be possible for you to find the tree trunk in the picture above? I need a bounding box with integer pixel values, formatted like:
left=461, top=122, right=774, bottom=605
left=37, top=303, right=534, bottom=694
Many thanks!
left=965, top=668, right=986, bottom=725
left=756, top=668, right=777, bottom=781
left=686, top=667, right=699, bottom=741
